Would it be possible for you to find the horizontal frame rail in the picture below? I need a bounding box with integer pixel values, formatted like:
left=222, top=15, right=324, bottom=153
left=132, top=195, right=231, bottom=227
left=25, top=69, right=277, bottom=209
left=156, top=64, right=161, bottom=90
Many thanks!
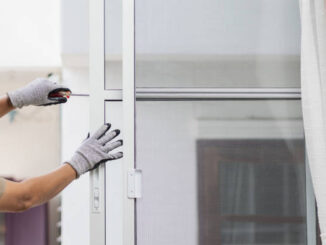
left=72, top=88, right=301, bottom=100
left=136, top=88, right=301, bottom=99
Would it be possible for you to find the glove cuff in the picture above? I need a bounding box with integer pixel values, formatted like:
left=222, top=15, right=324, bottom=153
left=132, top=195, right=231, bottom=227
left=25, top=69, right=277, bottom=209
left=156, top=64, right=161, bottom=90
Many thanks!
left=66, top=152, right=90, bottom=177
left=7, top=90, right=24, bottom=108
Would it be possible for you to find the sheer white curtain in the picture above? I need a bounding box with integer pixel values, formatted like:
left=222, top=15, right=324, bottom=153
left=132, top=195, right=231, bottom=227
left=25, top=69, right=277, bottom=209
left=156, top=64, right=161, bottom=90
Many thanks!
left=300, top=0, right=326, bottom=242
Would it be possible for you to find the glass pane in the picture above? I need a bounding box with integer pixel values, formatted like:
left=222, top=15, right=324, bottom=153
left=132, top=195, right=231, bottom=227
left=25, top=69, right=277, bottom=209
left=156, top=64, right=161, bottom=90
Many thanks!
left=105, top=0, right=122, bottom=89
left=135, top=0, right=301, bottom=88
left=61, top=0, right=90, bottom=95
left=136, top=100, right=307, bottom=245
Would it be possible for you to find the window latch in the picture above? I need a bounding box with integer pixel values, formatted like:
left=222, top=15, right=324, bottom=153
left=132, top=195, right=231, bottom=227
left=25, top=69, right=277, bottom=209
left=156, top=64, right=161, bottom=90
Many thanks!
left=127, top=169, right=142, bottom=199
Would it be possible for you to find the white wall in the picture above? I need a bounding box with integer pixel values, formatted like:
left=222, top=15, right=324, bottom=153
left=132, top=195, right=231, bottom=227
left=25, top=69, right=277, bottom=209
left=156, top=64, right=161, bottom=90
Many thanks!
left=0, top=70, right=62, bottom=245
left=60, top=0, right=90, bottom=243
left=0, top=1, right=61, bottom=244
left=0, top=0, right=60, bottom=67
left=61, top=96, right=90, bottom=245
left=0, top=70, right=61, bottom=178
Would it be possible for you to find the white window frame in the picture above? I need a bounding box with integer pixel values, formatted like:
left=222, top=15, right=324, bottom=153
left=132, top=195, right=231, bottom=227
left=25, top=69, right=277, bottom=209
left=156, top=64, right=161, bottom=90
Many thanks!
left=89, top=0, right=135, bottom=244
left=89, top=0, right=316, bottom=243
left=89, top=0, right=106, bottom=242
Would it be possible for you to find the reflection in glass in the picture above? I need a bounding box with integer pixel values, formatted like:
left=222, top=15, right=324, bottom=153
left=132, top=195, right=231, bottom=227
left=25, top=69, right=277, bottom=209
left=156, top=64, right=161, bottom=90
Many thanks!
left=105, top=0, right=122, bottom=89
left=136, top=100, right=306, bottom=245
left=135, top=0, right=301, bottom=88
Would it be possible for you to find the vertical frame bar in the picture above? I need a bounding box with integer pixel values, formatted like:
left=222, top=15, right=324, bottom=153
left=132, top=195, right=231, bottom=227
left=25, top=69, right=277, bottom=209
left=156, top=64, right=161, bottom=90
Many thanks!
left=105, top=102, right=123, bottom=245
left=90, top=0, right=135, bottom=242
left=89, top=0, right=106, bottom=243
left=122, top=0, right=135, bottom=243
left=306, top=153, right=317, bottom=244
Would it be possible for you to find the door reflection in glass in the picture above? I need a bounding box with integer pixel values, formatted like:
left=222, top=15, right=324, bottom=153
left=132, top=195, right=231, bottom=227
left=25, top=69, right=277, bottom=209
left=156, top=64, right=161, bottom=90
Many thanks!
left=136, top=100, right=306, bottom=245
left=198, top=140, right=305, bottom=244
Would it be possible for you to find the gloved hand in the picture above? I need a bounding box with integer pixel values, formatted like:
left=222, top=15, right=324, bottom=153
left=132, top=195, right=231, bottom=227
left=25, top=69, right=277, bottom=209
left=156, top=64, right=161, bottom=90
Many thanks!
left=66, top=123, right=123, bottom=177
left=7, top=78, right=71, bottom=108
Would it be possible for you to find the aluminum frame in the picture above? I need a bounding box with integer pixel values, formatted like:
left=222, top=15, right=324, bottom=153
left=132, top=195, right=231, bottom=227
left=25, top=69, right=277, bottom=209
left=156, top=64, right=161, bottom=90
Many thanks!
left=89, top=0, right=135, bottom=244
left=122, top=0, right=136, bottom=244
left=73, top=87, right=301, bottom=100
left=89, top=0, right=315, bottom=242
left=136, top=88, right=301, bottom=99
left=89, top=0, right=107, bottom=244
left=105, top=102, right=124, bottom=245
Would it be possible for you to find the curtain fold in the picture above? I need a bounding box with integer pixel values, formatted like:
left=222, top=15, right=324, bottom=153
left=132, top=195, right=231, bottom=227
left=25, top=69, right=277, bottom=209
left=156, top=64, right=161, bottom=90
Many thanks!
left=300, top=0, right=326, bottom=242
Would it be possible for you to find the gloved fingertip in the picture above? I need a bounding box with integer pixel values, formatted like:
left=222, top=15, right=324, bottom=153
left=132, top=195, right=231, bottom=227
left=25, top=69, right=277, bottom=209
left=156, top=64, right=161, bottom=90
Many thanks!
left=114, top=129, right=120, bottom=135
left=105, top=123, right=111, bottom=129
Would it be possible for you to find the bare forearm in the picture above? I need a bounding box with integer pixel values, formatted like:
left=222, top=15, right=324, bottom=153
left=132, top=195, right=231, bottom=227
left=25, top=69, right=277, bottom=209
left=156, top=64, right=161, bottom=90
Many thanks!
left=0, top=95, right=15, bottom=118
left=21, top=164, right=77, bottom=208
left=0, top=123, right=122, bottom=212
left=0, top=164, right=77, bottom=212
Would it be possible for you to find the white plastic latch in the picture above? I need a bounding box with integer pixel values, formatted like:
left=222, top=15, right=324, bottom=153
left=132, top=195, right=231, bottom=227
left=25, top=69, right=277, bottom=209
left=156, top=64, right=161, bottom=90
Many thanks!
left=127, top=169, right=142, bottom=199
left=92, top=187, right=100, bottom=213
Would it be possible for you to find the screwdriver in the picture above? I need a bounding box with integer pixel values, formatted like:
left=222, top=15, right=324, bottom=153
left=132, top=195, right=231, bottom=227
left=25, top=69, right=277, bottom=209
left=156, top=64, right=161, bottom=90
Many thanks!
left=47, top=73, right=72, bottom=99
left=49, top=90, right=72, bottom=99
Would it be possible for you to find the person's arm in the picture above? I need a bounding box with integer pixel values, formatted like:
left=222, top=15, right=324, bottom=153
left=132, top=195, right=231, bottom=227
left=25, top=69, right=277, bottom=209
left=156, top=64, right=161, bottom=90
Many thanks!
left=0, top=95, right=15, bottom=118
left=7, top=78, right=71, bottom=108
left=1, top=78, right=71, bottom=118
left=0, top=164, right=76, bottom=212
left=0, top=123, right=122, bottom=212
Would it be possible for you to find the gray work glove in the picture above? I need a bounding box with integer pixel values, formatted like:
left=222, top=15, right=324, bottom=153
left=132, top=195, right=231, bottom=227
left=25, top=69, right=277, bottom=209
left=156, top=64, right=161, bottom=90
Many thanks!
left=7, top=78, right=71, bottom=108
left=66, top=123, right=123, bottom=177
